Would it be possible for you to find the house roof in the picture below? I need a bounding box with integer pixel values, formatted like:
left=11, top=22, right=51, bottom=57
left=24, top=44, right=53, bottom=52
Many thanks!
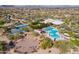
left=15, top=24, right=27, bottom=28
left=11, top=24, right=27, bottom=34
left=52, top=20, right=64, bottom=25
left=43, top=18, right=54, bottom=23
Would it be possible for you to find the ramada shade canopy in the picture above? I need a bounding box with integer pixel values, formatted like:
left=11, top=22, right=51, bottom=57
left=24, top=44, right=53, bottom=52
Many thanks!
left=52, top=20, right=64, bottom=25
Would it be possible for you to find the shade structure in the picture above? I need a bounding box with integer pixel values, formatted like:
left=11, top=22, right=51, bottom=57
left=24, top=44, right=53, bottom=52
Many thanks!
left=52, top=20, right=64, bottom=25
left=43, top=18, right=54, bottom=23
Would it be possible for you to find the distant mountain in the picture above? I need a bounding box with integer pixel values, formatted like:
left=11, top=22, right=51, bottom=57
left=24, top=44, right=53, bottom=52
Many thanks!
left=0, top=5, right=79, bottom=8
left=1, top=5, right=15, bottom=7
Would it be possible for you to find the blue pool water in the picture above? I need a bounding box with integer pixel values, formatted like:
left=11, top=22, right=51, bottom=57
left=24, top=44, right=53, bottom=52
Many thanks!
left=44, top=26, right=60, bottom=40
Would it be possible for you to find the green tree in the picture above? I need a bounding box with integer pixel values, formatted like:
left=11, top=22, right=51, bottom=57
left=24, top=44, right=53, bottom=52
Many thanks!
left=0, top=41, right=7, bottom=52
left=0, top=20, right=5, bottom=28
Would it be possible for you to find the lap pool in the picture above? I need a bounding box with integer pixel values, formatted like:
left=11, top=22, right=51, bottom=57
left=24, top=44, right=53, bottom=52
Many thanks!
left=43, top=26, right=60, bottom=40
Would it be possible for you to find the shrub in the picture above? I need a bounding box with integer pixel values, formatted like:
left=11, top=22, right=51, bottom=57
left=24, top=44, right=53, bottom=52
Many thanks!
left=32, top=32, right=39, bottom=36
left=0, top=20, right=5, bottom=28
left=71, top=38, right=79, bottom=46
left=29, top=21, right=48, bottom=29
left=8, top=34, right=15, bottom=40
left=0, top=20, right=5, bottom=25
left=53, top=40, right=76, bottom=53
left=8, top=33, right=22, bottom=40
left=40, top=37, right=53, bottom=49
left=21, top=27, right=29, bottom=32
left=21, top=26, right=33, bottom=32
left=0, top=41, right=7, bottom=52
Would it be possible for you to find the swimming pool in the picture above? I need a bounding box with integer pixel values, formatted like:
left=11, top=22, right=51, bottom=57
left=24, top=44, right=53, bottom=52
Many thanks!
left=44, top=26, right=60, bottom=40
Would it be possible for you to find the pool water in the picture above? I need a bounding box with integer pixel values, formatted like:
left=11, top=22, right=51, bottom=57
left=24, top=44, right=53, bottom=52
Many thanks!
left=44, top=26, right=60, bottom=40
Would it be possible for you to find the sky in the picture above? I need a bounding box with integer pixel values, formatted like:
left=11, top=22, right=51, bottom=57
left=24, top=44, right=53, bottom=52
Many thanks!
left=0, top=0, right=79, bottom=5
